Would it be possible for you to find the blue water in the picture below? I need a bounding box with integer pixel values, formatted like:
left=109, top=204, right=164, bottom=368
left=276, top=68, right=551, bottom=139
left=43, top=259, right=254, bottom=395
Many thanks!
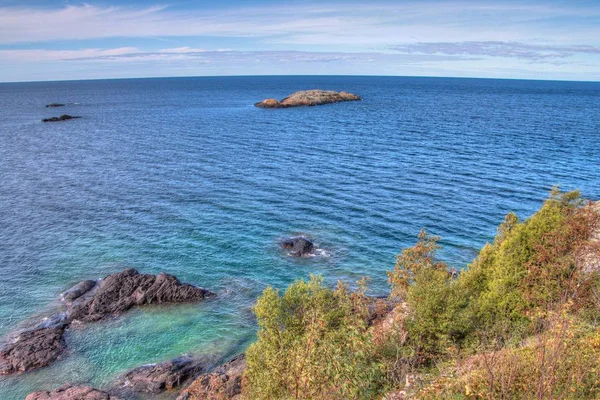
left=0, top=76, right=599, bottom=399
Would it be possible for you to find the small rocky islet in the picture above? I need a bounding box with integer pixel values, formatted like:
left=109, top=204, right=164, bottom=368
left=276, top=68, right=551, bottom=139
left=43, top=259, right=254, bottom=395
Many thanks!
left=280, top=236, right=314, bottom=257
left=255, top=89, right=360, bottom=108
left=41, top=115, right=81, bottom=122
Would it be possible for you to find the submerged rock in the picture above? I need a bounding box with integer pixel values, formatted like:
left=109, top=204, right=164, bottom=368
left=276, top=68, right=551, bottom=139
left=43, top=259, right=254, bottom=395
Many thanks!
left=68, top=269, right=215, bottom=323
left=0, top=326, right=67, bottom=375
left=26, top=385, right=118, bottom=400
left=255, top=89, right=360, bottom=108
left=177, top=354, right=246, bottom=400
left=42, top=115, right=81, bottom=122
left=118, top=356, right=205, bottom=394
left=45, top=103, right=65, bottom=108
left=281, top=236, right=314, bottom=257
left=61, top=280, right=97, bottom=303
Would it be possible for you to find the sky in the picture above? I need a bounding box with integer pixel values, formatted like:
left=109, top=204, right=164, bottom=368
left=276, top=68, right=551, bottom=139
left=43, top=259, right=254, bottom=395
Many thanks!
left=1, top=0, right=600, bottom=82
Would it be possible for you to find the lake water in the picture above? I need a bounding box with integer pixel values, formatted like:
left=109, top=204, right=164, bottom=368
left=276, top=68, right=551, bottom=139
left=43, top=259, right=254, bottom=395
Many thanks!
left=0, top=76, right=599, bottom=398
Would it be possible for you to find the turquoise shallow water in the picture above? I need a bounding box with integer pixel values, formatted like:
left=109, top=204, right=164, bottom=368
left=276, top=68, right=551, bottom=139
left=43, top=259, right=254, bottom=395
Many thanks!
left=0, top=76, right=599, bottom=398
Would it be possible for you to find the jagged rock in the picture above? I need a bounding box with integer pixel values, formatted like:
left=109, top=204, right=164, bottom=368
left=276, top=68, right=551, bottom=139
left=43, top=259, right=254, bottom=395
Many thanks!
left=255, top=90, right=360, bottom=108
left=45, top=103, right=65, bottom=108
left=0, top=269, right=213, bottom=375
left=178, top=354, right=246, bottom=400
left=68, top=269, right=215, bottom=323
left=280, top=236, right=314, bottom=257
left=118, top=356, right=205, bottom=394
left=61, top=280, right=97, bottom=303
left=26, top=385, right=118, bottom=400
left=0, top=326, right=67, bottom=375
left=42, top=115, right=81, bottom=122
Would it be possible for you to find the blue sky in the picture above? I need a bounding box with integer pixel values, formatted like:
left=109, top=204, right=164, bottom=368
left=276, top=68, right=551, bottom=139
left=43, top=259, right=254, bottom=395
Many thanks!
left=1, top=0, right=599, bottom=82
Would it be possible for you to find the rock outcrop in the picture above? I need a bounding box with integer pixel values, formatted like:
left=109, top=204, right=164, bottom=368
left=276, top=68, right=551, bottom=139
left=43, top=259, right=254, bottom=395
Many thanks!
left=117, top=356, right=205, bottom=394
left=0, top=326, right=67, bottom=375
left=0, top=269, right=214, bottom=374
left=255, top=90, right=360, bottom=108
left=280, top=236, right=314, bottom=257
left=42, top=115, right=81, bottom=122
left=45, top=103, right=65, bottom=108
left=68, top=269, right=214, bottom=323
left=178, top=354, right=246, bottom=400
left=26, top=385, right=118, bottom=400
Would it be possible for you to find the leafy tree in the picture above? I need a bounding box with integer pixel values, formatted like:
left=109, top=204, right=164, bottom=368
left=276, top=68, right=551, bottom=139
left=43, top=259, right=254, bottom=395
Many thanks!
left=243, top=275, right=383, bottom=400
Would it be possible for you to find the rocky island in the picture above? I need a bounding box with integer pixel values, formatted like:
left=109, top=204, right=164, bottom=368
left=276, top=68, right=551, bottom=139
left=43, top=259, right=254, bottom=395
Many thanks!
left=255, top=89, right=360, bottom=108
left=42, top=115, right=81, bottom=122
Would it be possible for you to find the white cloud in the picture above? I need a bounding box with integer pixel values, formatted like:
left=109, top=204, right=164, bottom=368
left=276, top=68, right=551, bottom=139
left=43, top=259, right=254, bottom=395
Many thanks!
left=0, top=47, right=141, bottom=61
left=0, top=47, right=469, bottom=63
left=392, top=41, right=600, bottom=61
left=0, top=2, right=599, bottom=46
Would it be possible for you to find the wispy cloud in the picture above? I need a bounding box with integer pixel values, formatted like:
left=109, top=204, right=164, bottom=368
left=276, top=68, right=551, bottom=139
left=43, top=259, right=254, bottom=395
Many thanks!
left=1, top=2, right=600, bottom=45
left=0, top=47, right=471, bottom=64
left=1, top=2, right=599, bottom=81
left=392, top=41, right=600, bottom=61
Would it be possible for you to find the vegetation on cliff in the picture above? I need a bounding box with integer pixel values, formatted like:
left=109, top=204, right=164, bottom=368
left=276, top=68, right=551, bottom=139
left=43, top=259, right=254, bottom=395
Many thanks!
left=235, top=189, right=600, bottom=399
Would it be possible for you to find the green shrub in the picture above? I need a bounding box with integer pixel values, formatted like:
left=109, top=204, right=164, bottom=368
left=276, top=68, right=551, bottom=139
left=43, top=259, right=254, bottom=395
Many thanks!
left=386, top=189, right=599, bottom=363
left=242, top=190, right=599, bottom=399
left=243, top=275, right=383, bottom=400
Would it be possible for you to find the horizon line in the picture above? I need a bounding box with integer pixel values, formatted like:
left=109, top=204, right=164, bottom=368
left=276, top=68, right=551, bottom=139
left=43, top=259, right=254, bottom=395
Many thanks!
left=1, top=73, right=599, bottom=85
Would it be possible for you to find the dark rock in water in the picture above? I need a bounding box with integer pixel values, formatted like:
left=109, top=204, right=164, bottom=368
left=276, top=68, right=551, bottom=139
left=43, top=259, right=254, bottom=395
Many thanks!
left=61, top=280, right=97, bottom=303
left=68, top=269, right=215, bottom=323
left=118, top=356, right=205, bottom=394
left=255, top=89, right=360, bottom=108
left=0, top=269, right=214, bottom=375
left=281, top=236, right=314, bottom=257
left=0, top=326, right=67, bottom=375
left=177, top=354, right=246, bottom=400
left=45, top=103, right=65, bottom=108
left=42, top=115, right=81, bottom=122
left=26, top=385, right=118, bottom=400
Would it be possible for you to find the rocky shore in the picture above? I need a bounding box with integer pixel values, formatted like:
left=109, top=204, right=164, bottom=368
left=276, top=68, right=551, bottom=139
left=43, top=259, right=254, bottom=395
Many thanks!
left=24, top=353, right=246, bottom=400
left=0, top=269, right=214, bottom=375
left=178, top=354, right=246, bottom=400
left=26, top=385, right=119, bottom=400
left=255, top=89, right=360, bottom=108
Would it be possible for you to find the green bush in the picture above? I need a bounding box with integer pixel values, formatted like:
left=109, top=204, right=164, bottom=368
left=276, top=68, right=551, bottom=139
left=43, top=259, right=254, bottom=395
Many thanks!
left=387, top=189, right=599, bottom=363
left=241, top=190, right=599, bottom=399
left=243, top=275, right=383, bottom=400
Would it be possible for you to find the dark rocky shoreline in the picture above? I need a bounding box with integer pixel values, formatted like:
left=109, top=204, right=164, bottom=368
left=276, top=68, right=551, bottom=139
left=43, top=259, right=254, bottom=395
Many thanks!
left=0, top=269, right=214, bottom=375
